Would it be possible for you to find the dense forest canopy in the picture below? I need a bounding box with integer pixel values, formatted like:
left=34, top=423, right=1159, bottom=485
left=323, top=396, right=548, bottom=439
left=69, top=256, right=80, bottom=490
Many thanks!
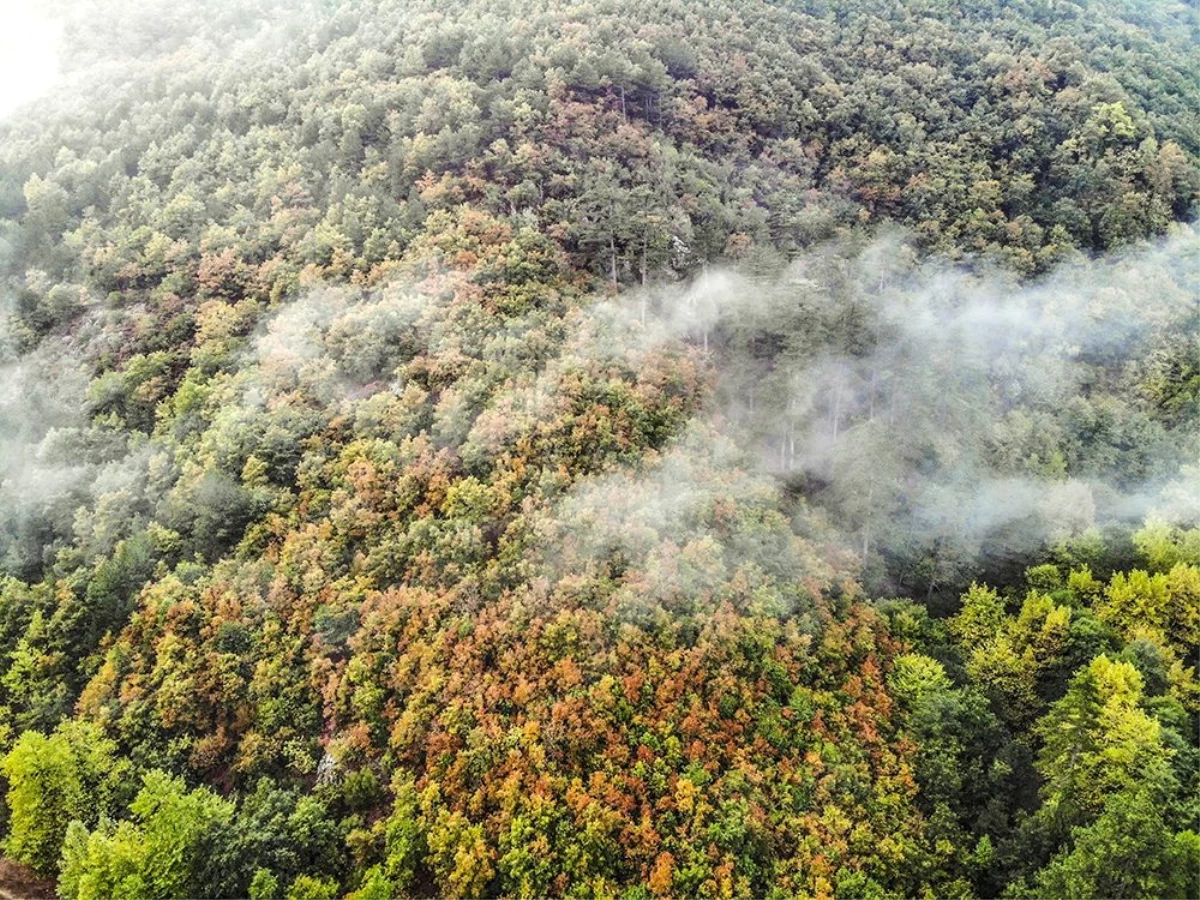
left=0, top=0, right=1197, bottom=898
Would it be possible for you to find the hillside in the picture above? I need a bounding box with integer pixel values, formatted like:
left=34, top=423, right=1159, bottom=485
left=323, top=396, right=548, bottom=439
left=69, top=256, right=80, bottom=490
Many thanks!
left=0, top=1, right=1197, bottom=898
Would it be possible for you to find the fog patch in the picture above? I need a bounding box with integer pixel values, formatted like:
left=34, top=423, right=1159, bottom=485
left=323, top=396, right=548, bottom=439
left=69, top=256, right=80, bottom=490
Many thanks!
left=0, top=3, right=62, bottom=119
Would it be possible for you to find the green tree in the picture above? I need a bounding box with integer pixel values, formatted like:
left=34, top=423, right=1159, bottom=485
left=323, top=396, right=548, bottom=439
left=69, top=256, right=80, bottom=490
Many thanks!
left=57, top=770, right=234, bottom=900
left=348, top=866, right=394, bottom=900
left=1035, top=655, right=1174, bottom=828
left=1030, top=789, right=1199, bottom=900
left=0, top=722, right=121, bottom=872
left=286, top=874, right=340, bottom=899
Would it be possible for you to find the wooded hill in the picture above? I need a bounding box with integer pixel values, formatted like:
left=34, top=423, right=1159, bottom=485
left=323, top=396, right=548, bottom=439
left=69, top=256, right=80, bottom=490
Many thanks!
left=0, top=0, right=1196, bottom=897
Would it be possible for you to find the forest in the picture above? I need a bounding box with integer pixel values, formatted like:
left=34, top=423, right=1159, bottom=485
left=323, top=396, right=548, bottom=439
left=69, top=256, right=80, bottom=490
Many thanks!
left=0, top=0, right=1197, bottom=897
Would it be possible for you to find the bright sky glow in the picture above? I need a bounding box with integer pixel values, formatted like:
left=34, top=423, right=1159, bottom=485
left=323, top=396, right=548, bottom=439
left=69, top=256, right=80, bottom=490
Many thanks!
left=0, top=2, right=63, bottom=120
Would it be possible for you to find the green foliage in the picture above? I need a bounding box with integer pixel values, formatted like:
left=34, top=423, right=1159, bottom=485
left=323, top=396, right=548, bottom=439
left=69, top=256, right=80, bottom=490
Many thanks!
left=0, top=722, right=121, bottom=872
left=949, top=584, right=1007, bottom=649
left=56, top=770, right=234, bottom=900
left=348, top=866, right=394, bottom=900
left=249, top=868, right=281, bottom=900
left=1030, top=790, right=1199, bottom=900
left=286, top=874, right=340, bottom=900
left=56, top=818, right=150, bottom=900
left=897, top=555, right=1200, bottom=897
left=1035, top=656, right=1172, bottom=826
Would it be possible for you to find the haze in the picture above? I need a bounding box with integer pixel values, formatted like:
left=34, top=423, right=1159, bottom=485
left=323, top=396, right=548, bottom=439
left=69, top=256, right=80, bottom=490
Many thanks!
left=0, top=2, right=61, bottom=119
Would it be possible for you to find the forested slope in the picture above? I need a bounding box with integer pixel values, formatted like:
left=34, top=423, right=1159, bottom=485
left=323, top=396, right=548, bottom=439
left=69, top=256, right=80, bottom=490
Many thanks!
left=0, top=0, right=1197, bottom=897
